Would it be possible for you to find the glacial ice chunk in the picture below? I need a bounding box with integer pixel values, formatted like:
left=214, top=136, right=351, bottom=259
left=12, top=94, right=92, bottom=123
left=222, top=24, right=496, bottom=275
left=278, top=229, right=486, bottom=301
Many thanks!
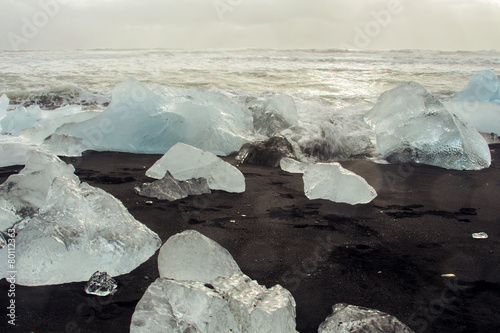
left=158, top=230, right=242, bottom=283
left=444, top=101, right=500, bottom=136
left=135, top=172, right=210, bottom=201
left=280, top=157, right=308, bottom=174
left=318, top=303, right=414, bottom=333
left=303, top=163, right=377, bottom=205
left=130, top=273, right=297, bottom=333
left=146, top=142, right=245, bottom=193
left=365, top=82, right=491, bottom=170
left=85, top=271, right=118, bottom=296
left=0, top=149, right=79, bottom=230
left=59, top=78, right=253, bottom=155
left=0, top=135, right=38, bottom=167
left=9, top=176, right=161, bottom=286
left=452, top=70, right=500, bottom=104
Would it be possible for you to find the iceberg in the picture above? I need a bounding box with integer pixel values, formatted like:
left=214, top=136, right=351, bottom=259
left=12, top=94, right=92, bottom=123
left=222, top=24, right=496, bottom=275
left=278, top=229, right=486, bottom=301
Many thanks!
left=318, top=303, right=414, bottom=333
left=303, top=163, right=377, bottom=205
left=444, top=101, right=500, bottom=136
left=236, top=136, right=295, bottom=167
left=146, top=142, right=245, bottom=193
left=157, top=230, right=242, bottom=282
left=452, top=70, right=500, bottom=104
left=135, top=172, right=211, bottom=201
left=0, top=150, right=161, bottom=285
left=365, top=82, right=491, bottom=170
left=59, top=78, right=253, bottom=155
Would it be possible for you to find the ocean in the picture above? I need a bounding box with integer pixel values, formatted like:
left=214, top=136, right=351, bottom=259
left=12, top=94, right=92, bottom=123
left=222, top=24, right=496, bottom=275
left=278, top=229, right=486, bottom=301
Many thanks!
left=1, top=48, right=500, bottom=160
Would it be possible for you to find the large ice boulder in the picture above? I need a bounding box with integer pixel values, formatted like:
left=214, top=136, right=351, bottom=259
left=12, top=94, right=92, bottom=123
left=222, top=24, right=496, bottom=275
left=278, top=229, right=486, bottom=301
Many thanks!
left=58, top=78, right=253, bottom=155
left=135, top=172, right=211, bottom=201
left=318, top=303, right=414, bottom=333
left=0, top=151, right=161, bottom=285
left=131, top=274, right=296, bottom=333
left=444, top=101, right=500, bottom=136
left=365, top=82, right=491, bottom=170
left=452, top=70, right=500, bottom=104
left=146, top=142, right=245, bottom=193
left=157, top=230, right=242, bottom=283
left=303, top=163, right=377, bottom=205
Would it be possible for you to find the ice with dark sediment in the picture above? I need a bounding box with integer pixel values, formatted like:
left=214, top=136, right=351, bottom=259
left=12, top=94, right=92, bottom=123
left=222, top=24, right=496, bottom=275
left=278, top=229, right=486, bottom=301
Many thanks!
left=146, top=142, right=245, bottom=193
left=452, top=69, right=500, bottom=104
left=131, top=230, right=297, bottom=333
left=365, top=82, right=491, bottom=170
left=303, top=163, right=377, bottom=205
left=236, top=136, right=295, bottom=167
left=135, top=171, right=211, bottom=201
left=0, top=150, right=161, bottom=286
left=318, top=303, right=414, bottom=333
left=58, top=78, right=254, bottom=155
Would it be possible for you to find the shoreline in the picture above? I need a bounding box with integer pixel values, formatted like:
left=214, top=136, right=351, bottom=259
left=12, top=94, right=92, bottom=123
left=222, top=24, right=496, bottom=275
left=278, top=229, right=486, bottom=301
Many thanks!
left=1, top=146, right=499, bottom=332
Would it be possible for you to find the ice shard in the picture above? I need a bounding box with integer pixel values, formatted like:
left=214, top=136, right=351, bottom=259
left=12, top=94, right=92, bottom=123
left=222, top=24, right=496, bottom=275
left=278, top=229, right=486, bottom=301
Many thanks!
left=84, top=271, right=118, bottom=296
left=365, top=82, right=491, bottom=170
left=146, top=142, right=245, bottom=193
left=303, top=163, right=377, bottom=205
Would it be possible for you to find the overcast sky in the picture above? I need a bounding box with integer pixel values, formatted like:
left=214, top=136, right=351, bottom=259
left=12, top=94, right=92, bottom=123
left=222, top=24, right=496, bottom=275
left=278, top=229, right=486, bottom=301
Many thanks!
left=1, top=0, right=500, bottom=51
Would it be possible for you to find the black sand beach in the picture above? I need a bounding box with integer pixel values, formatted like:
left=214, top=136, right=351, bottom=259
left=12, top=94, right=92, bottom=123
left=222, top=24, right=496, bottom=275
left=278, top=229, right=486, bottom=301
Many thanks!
left=1, top=145, right=500, bottom=333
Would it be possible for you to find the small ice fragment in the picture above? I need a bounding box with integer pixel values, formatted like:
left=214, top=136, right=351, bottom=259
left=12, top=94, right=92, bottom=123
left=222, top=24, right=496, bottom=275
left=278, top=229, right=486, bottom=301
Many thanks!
left=230, top=219, right=236, bottom=223
left=472, top=232, right=488, bottom=239
left=441, top=274, right=456, bottom=278
left=85, top=271, right=118, bottom=296
left=145, top=201, right=153, bottom=205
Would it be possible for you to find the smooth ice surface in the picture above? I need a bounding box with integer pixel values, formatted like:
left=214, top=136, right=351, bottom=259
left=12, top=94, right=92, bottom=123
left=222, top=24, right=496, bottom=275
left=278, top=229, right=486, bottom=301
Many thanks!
left=280, top=157, right=309, bottom=174
left=146, top=142, right=245, bottom=193
left=135, top=172, right=210, bottom=201
left=452, top=70, right=500, bottom=104
left=130, top=274, right=296, bottom=333
left=445, top=101, right=500, bottom=136
left=303, top=163, right=377, bottom=205
left=318, top=303, right=414, bottom=333
left=365, top=82, right=491, bottom=170
left=158, top=230, right=242, bottom=283
left=9, top=176, right=161, bottom=286
left=85, top=271, right=118, bottom=296
left=59, top=78, right=253, bottom=155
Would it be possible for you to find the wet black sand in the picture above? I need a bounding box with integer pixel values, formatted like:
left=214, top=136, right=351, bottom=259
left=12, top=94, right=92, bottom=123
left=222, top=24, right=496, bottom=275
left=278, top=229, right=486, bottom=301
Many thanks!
left=1, top=145, right=500, bottom=332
